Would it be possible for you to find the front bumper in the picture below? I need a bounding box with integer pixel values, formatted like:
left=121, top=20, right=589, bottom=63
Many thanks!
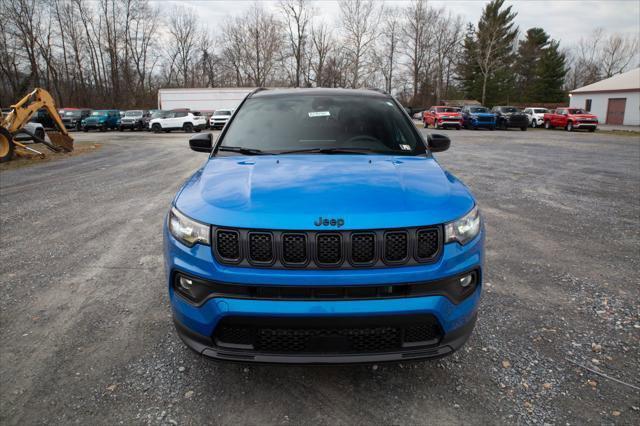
left=574, top=122, right=598, bottom=129
left=164, top=224, right=484, bottom=363
left=470, top=119, right=495, bottom=128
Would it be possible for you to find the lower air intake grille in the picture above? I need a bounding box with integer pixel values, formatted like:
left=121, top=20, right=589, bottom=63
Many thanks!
left=213, top=316, right=443, bottom=354
left=216, top=230, right=240, bottom=260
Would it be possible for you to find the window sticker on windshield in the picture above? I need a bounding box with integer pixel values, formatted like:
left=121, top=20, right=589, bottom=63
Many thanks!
left=399, top=144, right=411, bottom=151
left=308, top=111, right=330, bottom=118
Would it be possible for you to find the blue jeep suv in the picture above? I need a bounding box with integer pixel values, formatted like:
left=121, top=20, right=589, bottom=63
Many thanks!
left=164, top=88, right=484, bottom=364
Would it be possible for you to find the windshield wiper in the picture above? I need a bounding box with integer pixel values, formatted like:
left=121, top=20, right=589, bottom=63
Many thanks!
left=277, top=147, right=381, bottom=155
left=218, top=146, right=273, bottom=155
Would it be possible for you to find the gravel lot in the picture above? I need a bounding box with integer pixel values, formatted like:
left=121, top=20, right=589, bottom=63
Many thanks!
left=1, top=127, right=639, bottom=425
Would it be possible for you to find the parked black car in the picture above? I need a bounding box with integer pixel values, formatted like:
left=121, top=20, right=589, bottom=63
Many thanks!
left=491, top=106, right=529, bottom=131
left=60, top=108, right=92, bottom=131
left=119, top=110, right=151, bottom=131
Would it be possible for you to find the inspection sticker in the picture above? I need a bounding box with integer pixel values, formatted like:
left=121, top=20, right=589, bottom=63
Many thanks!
left=308, top=111, right=331, bottom=118
left=399, top=144, right=411, bottom=150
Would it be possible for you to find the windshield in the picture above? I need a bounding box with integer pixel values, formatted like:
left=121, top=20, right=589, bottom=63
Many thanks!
left=125, top=110, right=143, bottom=117
left=436, top=107, right=460, bottom=113
left=215, top=110, right=232, bottom=116
left=219, top=94, right=425, bottom=155
left=502, top=107, right=518, bottom=113
left=534, top=108, right=548, bottom=113
left=64, top=110, right=81, bottom=117
left=568, top=109, right=586, bottom=114
left=151, top=111, right=168, bottom=119
left=91, top=111, right=107, bottom=117
left=470, top=107, right=489, bottom=113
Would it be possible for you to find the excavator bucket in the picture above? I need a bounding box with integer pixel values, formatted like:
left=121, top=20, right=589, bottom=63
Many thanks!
left=46, top=131, right=74, bottom=152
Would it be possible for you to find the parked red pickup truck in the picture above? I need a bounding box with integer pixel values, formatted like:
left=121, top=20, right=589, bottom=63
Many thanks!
left=423, top=106, right=463, bottom=129
left=543, top=108, right=598, bottom=132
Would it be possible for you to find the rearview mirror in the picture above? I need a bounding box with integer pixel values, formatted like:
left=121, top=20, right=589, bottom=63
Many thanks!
left=189, top=132, right=213, bottom=152
left=427, top=133, right=450, bottom=152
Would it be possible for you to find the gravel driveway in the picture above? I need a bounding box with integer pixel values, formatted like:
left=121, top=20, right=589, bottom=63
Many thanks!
left=1, top=128, right=638, bottom=425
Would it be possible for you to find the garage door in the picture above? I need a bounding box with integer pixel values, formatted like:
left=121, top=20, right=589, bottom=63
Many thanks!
left=606, top=98, right=626, bottom=125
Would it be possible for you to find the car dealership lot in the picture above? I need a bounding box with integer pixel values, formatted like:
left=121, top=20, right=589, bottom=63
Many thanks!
left=1, top=129, right=638, bottom=424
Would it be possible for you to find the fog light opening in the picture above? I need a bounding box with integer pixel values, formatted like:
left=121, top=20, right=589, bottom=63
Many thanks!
left=459, top=274, right=473, bottom=288
left=178, top=276, right=194, bottom=292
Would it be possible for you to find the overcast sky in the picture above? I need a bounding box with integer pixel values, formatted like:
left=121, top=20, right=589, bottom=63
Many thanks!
left=164, top=0, right=640, bottom=47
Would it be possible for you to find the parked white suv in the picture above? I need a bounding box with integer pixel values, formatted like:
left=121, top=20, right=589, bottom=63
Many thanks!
left=149, top=110, right=206, bottom=133
left=209, top=109, right=234, bottom=130
left=522, top=107, right=549, bottom=128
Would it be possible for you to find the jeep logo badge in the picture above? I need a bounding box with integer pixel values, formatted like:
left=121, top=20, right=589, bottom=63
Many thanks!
left=314, top=217, right=345, bottom=227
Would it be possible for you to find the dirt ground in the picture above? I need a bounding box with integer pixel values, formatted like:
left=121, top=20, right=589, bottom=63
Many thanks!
left=1, top=127, right=638, bottom=425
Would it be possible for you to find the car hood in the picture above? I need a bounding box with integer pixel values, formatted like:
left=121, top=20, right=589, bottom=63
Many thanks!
left=470, top=112, right=494, bottom=117
left=85, top=117, right=106, bottom=122
left=175, top=155, right=475, bottom=230
left=436, top=112, right=461, bottom=117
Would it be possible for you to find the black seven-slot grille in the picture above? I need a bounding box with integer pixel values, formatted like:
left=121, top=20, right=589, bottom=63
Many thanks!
left=213, top=226, right=442, bottom=269
left=213, top=316, right=443, bottom=354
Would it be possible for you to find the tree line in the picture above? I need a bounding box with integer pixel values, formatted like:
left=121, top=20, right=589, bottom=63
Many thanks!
left=1, top=0, right=637, bottom=109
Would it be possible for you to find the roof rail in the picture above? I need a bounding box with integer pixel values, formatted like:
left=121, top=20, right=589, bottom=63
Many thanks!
left=248, top=87, right=268, bottom=97
left=365, top=87, right=389, bottom=95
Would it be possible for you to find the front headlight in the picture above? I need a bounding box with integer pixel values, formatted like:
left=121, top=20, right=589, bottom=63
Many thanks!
left=445, top=206, right=481, bottom=245
left=168, top=207, right=210, bottom=247
left=470, top=114, right=478, bottom=119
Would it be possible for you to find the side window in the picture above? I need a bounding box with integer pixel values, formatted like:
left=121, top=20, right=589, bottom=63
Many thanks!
left=585, top=99, right=592, bottom=112
left=175, top=112, right=187, bottom=118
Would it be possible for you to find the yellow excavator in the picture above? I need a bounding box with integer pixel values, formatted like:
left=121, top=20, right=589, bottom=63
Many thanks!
left=0, top=88, right=74, bottom=163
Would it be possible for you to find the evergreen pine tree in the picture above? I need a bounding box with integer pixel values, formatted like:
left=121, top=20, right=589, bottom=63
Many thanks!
left=456, top=23, right=482, bottom=100
left=534, top=40, right=567, bottom=102
left=516, top=28, right=550, bottom=102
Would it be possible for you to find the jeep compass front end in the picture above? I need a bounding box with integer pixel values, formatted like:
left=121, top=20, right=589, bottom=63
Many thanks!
left=164, top=88, right=484, bottom=364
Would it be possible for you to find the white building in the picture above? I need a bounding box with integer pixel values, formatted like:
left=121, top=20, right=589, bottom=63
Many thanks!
left=158, top=88, right=255, bottom=111
left=569, top=68, right=640, bottom=126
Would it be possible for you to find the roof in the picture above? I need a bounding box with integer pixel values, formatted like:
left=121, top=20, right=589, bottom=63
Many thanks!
left=250, top=88, right=389, bottom=99
left=571, top=68, right=640, bottom=94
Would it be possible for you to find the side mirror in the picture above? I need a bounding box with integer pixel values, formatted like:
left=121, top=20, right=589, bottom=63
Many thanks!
left=189, top=132, right=213, bottom=152
left=427, top=133, right=450, bottom=153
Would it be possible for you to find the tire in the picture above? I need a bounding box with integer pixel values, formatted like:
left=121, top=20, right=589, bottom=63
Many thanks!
left=83, top=128, right=89, bottom=132
left=152, top=123, right=161, bottom=133
left=544, top=121, right=553, bottom=129
left=489, top=126, right=495, bottom=131
left=588, top=128, right=596, bottom=132
left=0, top=127, right=15, bottom=163
left=119, top=126, right=124, bottom=132
left=423, top=121, right=428, bottom=128
left=195, top=128, right=201, bottom=133
left=76, top=122, right=82, bottom=131
left=531, top=119, right=537, bottom=128
left=566, top=122, right=574, bottom=132
left=99, top=125, right=105, bottom=132
left=456, top=125, right=461, bottom=130
left=183, top=122, right=194, bottom=133
left=35, top=128, right=45, bottom=141
left=520, top=127, right=527, bottom=131
left=164, top=129, right=170, bottom=133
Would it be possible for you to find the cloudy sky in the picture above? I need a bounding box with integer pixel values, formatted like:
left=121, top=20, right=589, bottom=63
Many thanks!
left=165, top=0, right=640, bottom=47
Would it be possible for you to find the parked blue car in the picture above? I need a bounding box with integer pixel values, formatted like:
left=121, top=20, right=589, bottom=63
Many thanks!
left=81, top=110, right=121, bottom=132
left=164, top=88, right=484, bottom=364
left=461, top=105, right=496, bottom=130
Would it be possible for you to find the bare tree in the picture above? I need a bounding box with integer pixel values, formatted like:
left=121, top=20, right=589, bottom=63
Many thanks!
left=372, top=10, right=401, bottom=93
left=338, top=0, right=381, bottom=88
left=310, top=21, right=333, bottom=87
left=279, top=0, right=311, bottom=87
left=599, top=33, right=639, bottom=78
left=403, top=0, right=432, bottom=100
left=167, top=8, right=199, bottom=87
